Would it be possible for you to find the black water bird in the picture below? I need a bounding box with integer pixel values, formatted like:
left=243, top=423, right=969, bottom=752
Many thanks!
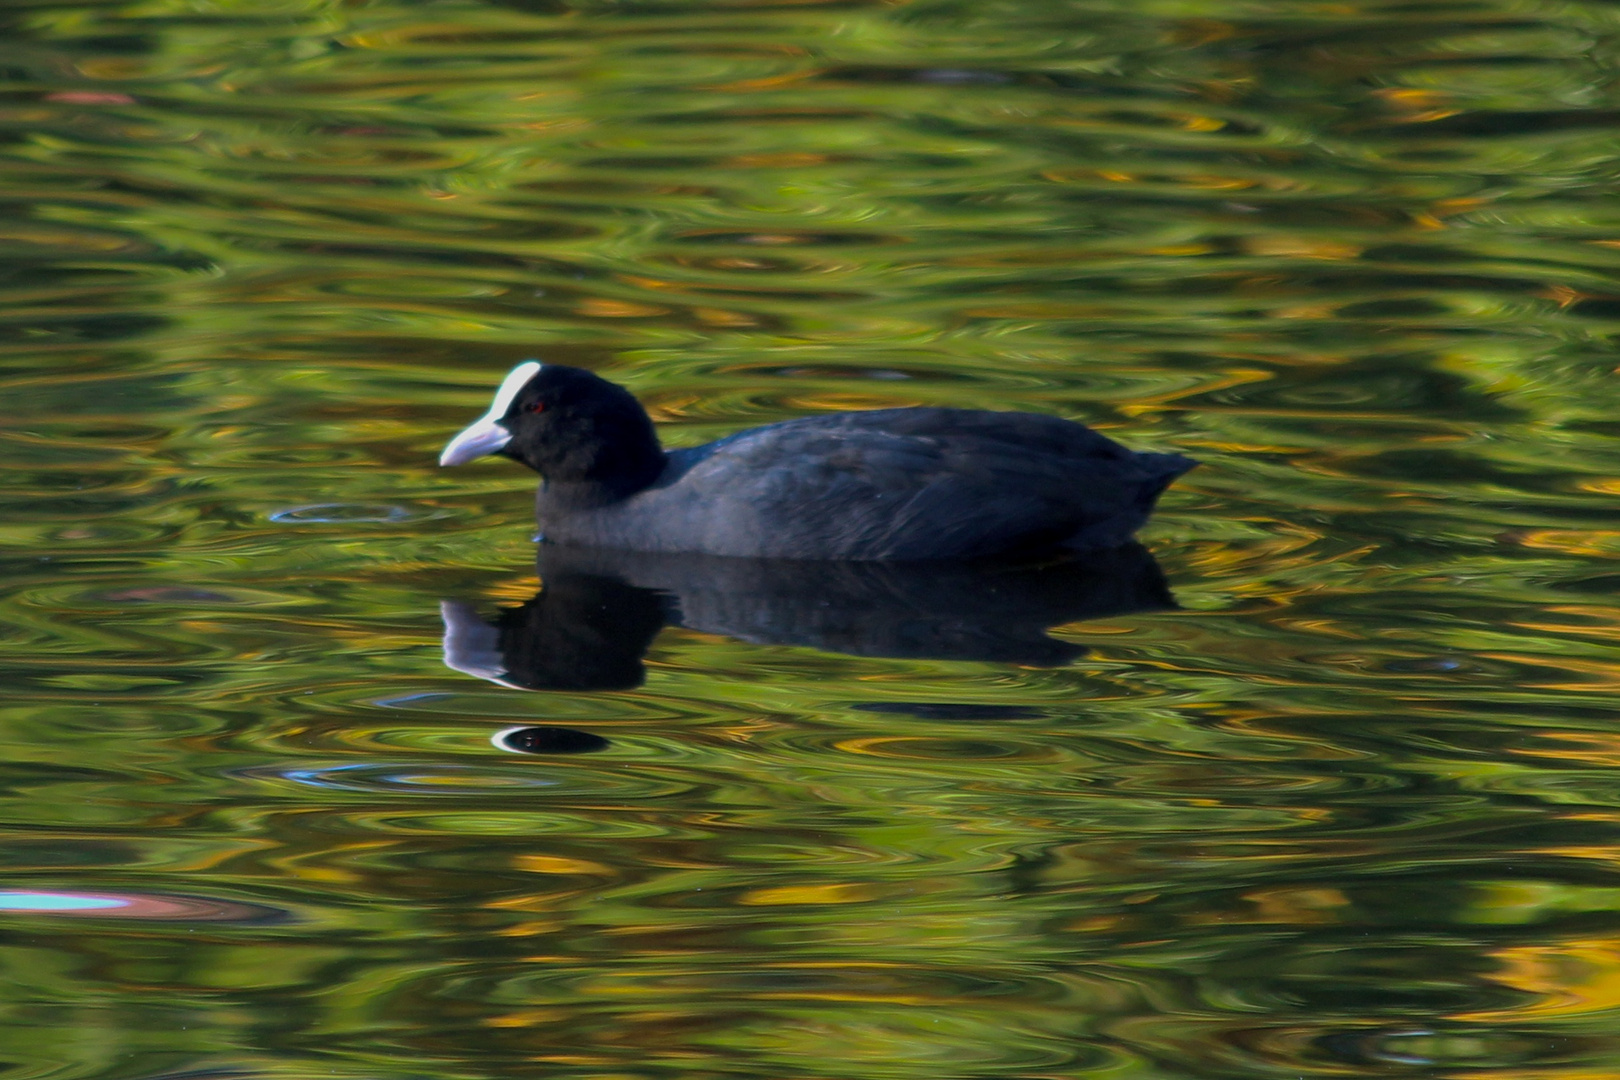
left=440, top=362, right=1193, bottom=560
left=440, top=543, right=1175, bottom=690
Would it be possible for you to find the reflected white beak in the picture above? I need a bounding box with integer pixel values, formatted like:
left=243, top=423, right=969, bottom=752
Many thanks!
left=439, top=600, right=520, bottom=689
left=439, top=418, right=511, bottom=466
left=491, top=725, right=537, bottom=752
left=439, top=360, right=542, bottom=467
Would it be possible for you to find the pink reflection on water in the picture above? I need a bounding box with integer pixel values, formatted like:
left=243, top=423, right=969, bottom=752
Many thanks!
left=0, top=890, right=268, bottom=920
left=44, top=91, right=137, bottom=105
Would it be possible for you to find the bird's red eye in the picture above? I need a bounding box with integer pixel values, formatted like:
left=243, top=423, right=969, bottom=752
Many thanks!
left=529, top=401, right=546, bottom=413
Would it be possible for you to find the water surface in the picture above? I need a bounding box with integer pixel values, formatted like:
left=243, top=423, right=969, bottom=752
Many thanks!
left=2, top=0, right=1620, bottom=1077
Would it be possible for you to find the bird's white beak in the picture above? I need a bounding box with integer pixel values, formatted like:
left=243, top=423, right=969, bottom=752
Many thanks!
left=439, top=360, right=542, bottom=467
left=439, top=418, right=511, bottom=467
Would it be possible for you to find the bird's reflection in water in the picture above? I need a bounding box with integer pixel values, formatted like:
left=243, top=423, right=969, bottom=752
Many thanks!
left=446, top=545, right=1174, bottom=751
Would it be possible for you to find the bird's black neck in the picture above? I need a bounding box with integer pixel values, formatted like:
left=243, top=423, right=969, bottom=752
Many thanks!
left=539, top=464, right=664, bottom=511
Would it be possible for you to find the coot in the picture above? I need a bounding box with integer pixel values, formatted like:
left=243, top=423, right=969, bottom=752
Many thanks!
left=440, top=362, right=1194, bottom=560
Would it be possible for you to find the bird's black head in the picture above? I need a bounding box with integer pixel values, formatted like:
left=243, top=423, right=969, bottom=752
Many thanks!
left=440, top=362, right=665, bottom=497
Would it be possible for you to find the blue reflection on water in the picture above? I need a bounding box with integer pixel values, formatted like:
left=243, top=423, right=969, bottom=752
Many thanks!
left=0, top=892, right=127, bottom=911
left=269, top=503, right=421, bottom=523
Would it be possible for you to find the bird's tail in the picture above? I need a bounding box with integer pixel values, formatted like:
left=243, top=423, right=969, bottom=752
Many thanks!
left=1135, top=453, right=1197, bottom=510
left=1061, top=452, right=1195, bottom=551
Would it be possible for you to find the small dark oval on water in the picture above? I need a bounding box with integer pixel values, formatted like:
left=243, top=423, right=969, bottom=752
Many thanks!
left=494, top=726, right=611, bottom=755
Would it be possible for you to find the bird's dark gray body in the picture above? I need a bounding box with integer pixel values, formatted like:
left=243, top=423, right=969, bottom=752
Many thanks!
left=534, top=406, right=1193, bottom=560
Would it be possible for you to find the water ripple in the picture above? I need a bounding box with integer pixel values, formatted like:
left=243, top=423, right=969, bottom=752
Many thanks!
left=268, top=503, right=435, bottom=524
left=238, top=761, right=697, bottom=800
left=0, top=889, right=283, bottom=923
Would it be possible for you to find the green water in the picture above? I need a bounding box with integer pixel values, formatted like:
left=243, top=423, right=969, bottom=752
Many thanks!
left=2, top=0, right=1620, bottom=1076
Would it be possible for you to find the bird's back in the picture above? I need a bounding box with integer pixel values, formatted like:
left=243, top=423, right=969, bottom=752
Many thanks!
left=539, top=407, right=1192, bottom=560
